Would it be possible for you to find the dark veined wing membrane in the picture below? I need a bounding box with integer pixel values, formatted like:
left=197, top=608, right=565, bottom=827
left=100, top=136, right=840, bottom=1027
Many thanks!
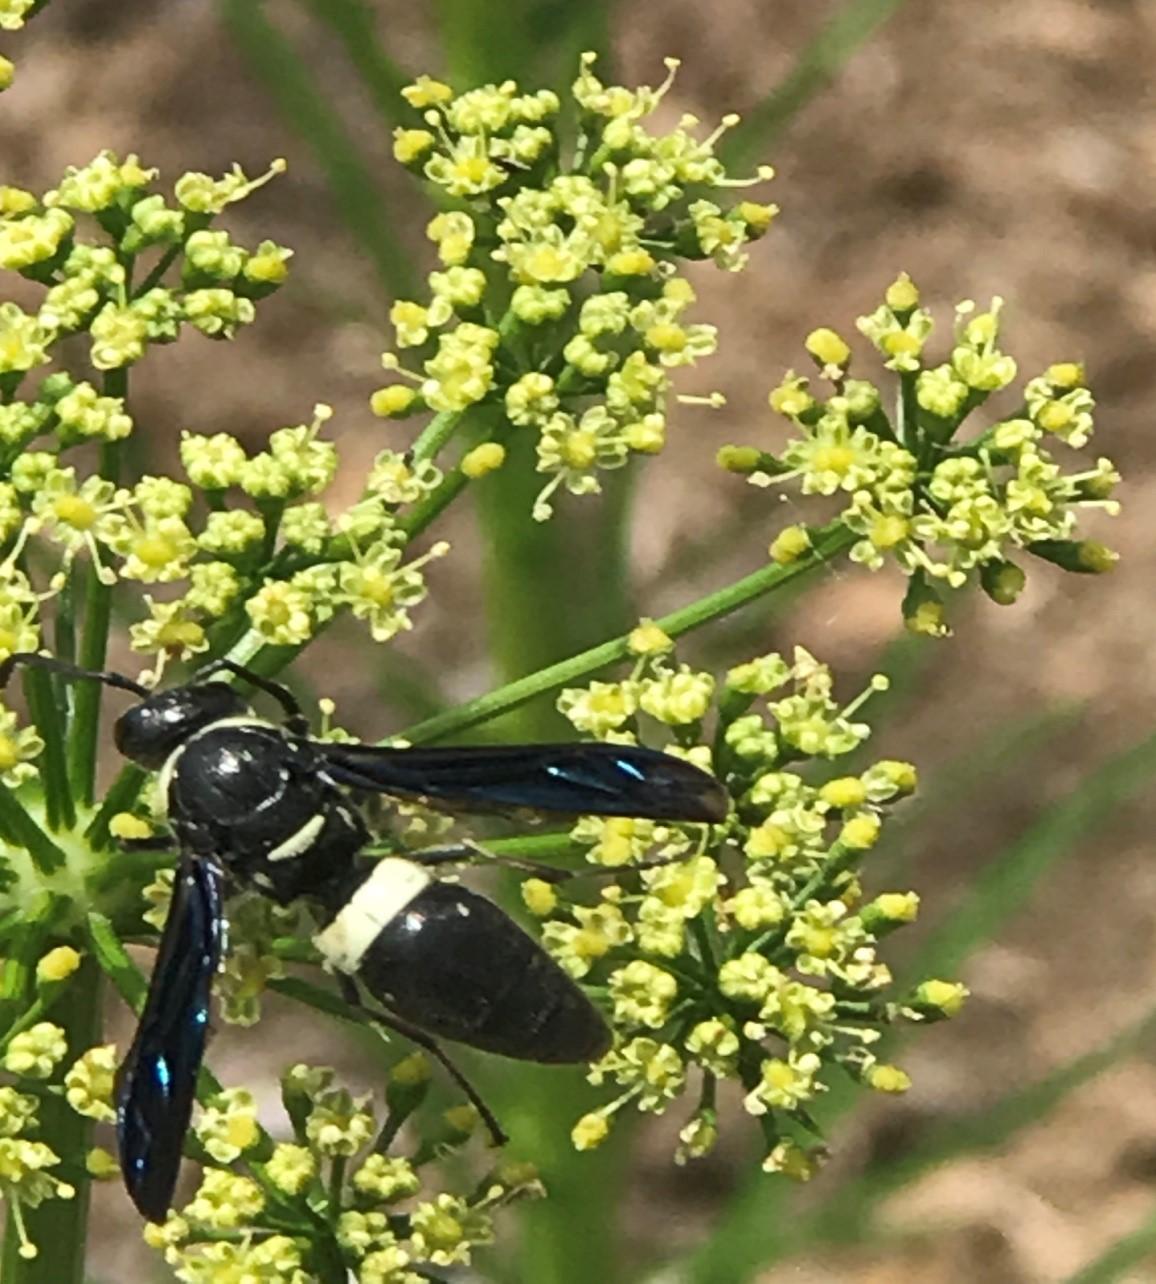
left=316, top=740, right=730, bottom=822
left=116, top=855, right=224, bottom=1222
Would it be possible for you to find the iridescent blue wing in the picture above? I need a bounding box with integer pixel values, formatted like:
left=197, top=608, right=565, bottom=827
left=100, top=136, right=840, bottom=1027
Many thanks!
left=315, top=741, right=729, bottom=823
left=116, top=855, right=224, bottom=1222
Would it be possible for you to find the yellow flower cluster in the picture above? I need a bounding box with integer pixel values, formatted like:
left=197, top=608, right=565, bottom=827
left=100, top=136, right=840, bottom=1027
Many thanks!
left=137, top=1060, right=543, bottom=1283
left=374, top=56, right=777, bottom=522
left=725, top=276, right=1120, bottom=636
left=539, top=639, right=965, bottom=1175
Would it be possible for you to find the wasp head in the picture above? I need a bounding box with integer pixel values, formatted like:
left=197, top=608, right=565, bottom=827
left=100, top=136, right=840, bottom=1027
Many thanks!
left=114, top=683, right=251, bottom=769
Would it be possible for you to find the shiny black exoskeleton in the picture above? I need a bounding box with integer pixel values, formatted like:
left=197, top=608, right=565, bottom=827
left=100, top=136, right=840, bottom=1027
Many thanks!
left=0, top=653, right=729, bottom=1222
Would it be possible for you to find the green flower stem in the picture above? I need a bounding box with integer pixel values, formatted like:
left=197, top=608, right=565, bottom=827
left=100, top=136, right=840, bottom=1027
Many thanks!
left=397, top=522, right=858, bottom=745
left=4, top=955, right=102, bottom=1284
left=897, top=370, right=919, bottom=452
left=0, top=897, right=56, bottom=1031
left=132, top=244, right=181, bottom=299
left=0, top=783, right=66, bottom=874
left=69, top=431, right=123, bottom=807
left=83, top=763, right=147, bottom=852
left=297, top=0, right=410, bottom=128
left=410, top=409, right=465, bottom=464
left=22, top=665, right=74, bottom=832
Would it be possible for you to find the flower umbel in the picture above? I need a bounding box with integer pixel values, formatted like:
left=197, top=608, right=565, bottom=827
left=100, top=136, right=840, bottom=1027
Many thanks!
left=731, top=276, right=1120, bottom=634
left=377, top=54, right=775, bottom=523
left=538, top=642, right=964, bottom=1175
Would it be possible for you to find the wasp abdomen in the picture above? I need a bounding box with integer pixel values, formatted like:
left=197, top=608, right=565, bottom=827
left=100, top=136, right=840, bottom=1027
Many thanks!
left=315, top=859, right=610, bottom=1064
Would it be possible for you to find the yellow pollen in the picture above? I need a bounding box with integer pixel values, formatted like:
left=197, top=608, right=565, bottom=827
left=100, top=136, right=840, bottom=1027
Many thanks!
left=562, top=430, right=598, bottom=469
left=0, top=734, right=20, bottom=770
left=226, top=1115, right=259, bottom=1150
left=883, top=331, right=922, bottom=357
left=53, top=496, right=98, bottom=530
left=1037, top=401, right=1073, bottom=431
left=646, top=323, right=687, bottom=353
left=870, top=514, right=909, bottom=548
left=801, top=926, right=837, bottom=958
left=132, top=535, right=178, bottom=568
left=454, top=156, right=491, bottom=185
left=811, top=445, right=856, bottom=476
left=157, top=620, right=205, bottom=651
left=523, top=244, right=570, bottom=281
left=359, top=572, right=395, bottom=606
left=573, top=928, right=611, bottom=961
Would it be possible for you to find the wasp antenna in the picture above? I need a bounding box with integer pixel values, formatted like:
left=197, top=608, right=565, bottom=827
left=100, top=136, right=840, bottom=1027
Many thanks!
left=0, top=652, right=149, bottom=698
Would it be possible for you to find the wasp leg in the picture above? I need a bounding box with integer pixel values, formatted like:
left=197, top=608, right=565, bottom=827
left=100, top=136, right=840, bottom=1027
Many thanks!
left=404, top=840, right=679, bottom=884
left=403, top=840, right=574, bottom=884
left=194, top=659, right=310, bottom=735
left=336, top=975, right=507, bottom=1148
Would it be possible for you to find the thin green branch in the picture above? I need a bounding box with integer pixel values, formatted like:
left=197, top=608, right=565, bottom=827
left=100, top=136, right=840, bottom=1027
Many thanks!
left=296, top=0, right=410, bottom=125
left=722, top=0, right=914, bottom=167
left=397, top=522, right=857, bottom=744
left=1068, top=1208, right=1156, bottom=1284
left=69, top=434, right=122, bottom=807
left=9, top=957, right=102, bottom=1284
left=0, top=783, right=66, bottom=874
left=218, top=0, right=419, bottom=300
left=23, top=665, right=74, bottom=832
left=410, top=410, right=465, bottom=464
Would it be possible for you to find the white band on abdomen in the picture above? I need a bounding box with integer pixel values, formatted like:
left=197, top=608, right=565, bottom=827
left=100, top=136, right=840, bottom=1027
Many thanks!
left=314, top=858, right=431, bottom=974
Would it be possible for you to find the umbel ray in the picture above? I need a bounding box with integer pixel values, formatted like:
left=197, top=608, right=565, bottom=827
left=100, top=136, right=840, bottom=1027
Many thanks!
left=0, top=652, right=728, bottom=1223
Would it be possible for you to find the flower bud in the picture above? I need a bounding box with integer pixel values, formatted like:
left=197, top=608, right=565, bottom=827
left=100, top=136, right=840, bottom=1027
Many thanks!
left=769, top=524, right=812, bottom=565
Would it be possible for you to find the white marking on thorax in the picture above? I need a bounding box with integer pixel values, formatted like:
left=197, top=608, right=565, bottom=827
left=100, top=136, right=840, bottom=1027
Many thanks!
left=153, top=715, right=266, bottom=821
left=267, top=812, right=326, bottom=863
left=314, top=858, right=431, bottom=974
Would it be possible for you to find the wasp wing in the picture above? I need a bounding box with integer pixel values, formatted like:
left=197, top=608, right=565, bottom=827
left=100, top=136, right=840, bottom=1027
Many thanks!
left=316, top=740, right=729, bottom=822
left=116, top=855, right=224, bottom=1222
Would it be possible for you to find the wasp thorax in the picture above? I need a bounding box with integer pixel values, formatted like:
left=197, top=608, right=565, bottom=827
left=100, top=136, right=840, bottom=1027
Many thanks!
left=113, top=683, right=251, bottom=769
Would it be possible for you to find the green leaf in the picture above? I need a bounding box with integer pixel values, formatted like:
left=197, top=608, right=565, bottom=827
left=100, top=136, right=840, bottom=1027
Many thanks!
left=794, top=1001, right=1156, bottom=1256
left=904, top=730, right=1156, bottom=986
left=723, top=0, right=915, bottom=167
left=436, top=0, right=614, bottom=85
left=218, top=0, right=419, bottom=299
left=295, top=0, right=410, bottom=126
left=1067, top=1208, right=1156, bottom=1283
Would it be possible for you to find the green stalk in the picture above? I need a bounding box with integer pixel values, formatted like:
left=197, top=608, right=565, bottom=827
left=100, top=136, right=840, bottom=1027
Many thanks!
left=0, top=783, right=66, bottom=874
left=69, top=430, right=122, bottom=807
left=3, top=955, right=102, bottom=1284
left=22, top=665, right=74, bottom=831
left=219, top=0, right=419, bottom=300
left=399, top=522, right=856, bottom=744
left=296, top=0, right=410, bottom=127
left=410, top=409, right=466, bottom=463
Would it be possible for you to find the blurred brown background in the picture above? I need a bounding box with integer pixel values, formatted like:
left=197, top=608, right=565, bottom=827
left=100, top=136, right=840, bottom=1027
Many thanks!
left=7, top=1, right=1156, bottom=1281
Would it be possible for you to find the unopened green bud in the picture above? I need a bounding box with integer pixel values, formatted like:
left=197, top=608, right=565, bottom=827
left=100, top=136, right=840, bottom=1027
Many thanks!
left=980, top=559, right=1026, bottom=605
left=805, top=327, right=851, bottom=370
left=769, top=524, right=811, bottom=564
left=716, top=445, right=763, bottom=474
left=885, top=272, right=920, bottom=313
left=1029, top=538, right=1118, bottom=575
left=369, top=385, right=418, bottom=419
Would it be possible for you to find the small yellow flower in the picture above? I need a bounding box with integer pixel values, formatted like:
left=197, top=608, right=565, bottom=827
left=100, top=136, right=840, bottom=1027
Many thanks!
left=769, top=524, right=811, bottom=564
left=36, top=947, right=81, bottom=984
left=460, top=441, right=506, bottom=478
left=571, top=1111, right=610, bottom=1151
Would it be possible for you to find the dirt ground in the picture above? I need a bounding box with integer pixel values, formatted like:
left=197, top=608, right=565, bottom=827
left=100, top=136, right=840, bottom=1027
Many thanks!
left=6, top=2, right=1156, bottom=1281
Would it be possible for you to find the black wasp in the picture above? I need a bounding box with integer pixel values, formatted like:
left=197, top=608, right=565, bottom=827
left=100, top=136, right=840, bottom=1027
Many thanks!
left=0, top=653, right=728, bottom=1222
